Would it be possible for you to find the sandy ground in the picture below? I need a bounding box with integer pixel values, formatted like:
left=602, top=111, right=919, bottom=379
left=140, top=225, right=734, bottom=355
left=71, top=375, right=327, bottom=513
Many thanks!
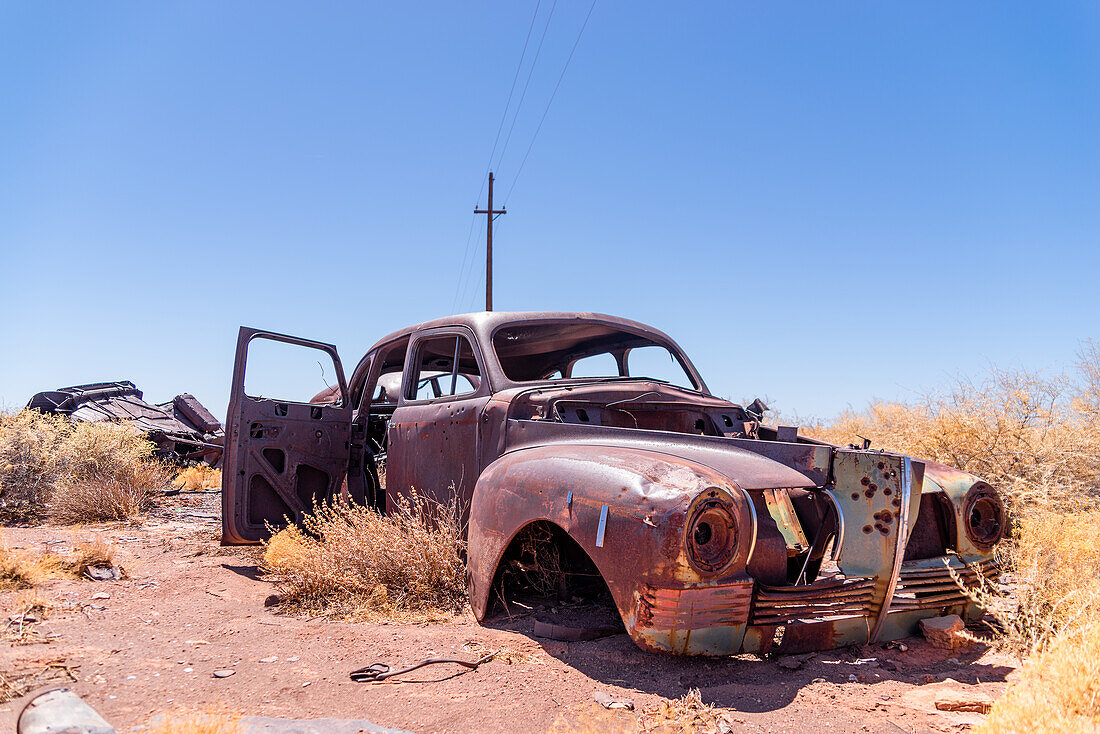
left=0, top=492, right=1018, bottom=733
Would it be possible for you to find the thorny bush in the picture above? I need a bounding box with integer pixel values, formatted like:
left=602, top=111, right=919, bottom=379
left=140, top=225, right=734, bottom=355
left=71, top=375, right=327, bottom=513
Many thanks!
left=0, top=410, right=172, bottom=523
left=262, top=491, right=467, bottom=622
left=804, top=343, right=1100, bottom=731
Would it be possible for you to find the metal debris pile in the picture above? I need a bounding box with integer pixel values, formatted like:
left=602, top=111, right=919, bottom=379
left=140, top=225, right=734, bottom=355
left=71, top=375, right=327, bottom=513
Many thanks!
left=26, top=381, right=223, bottom=465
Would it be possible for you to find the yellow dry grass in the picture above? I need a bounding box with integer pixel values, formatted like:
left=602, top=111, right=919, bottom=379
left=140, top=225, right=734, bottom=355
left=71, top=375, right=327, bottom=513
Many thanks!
left=804, top=343, right=1100, bottom=731
left=173, top=465, right=221, bottom=492
left=801, top=345, right=1100, bottom=512
left=149, top=711, right=240, bottom=734
left=0, top=534, right=118, bottom=589
left=262, top=491, right=467, bottom=622
left=0, top=409, right=171, bottom=523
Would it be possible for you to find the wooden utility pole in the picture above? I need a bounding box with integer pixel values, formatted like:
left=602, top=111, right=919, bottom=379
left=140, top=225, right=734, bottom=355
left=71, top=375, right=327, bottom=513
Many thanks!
left=474, top=172, right=506, bottom=311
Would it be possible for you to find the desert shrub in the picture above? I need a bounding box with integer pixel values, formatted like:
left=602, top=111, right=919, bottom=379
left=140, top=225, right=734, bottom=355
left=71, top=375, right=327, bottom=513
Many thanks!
left=0, top=411, right=72, bottom=520
left=0, top=410, right=167, bottom=523
left=975, top=616, right=1100, bottom=734
left=174, top=465, right=221, bottom=492
left=801, top=355, right=1100, bottom=512
left=262, top=492, right=467, bottom=621
left=50, top=461, right=171, bottom=523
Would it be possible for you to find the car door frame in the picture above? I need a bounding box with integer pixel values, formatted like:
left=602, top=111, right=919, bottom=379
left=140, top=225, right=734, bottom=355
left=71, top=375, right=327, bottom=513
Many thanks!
left=386, top=325, right=492, bottom=513
left=221, top=326, right=351, bottom=545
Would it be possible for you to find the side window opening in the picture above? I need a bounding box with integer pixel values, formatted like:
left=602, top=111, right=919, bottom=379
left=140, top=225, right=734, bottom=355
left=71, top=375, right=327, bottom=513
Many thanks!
left=567, top=351, right=621, bottom=379
left=409, top=334, right=482, bottom=401
left=370, top=339, right=410, bottom=406
left=245, top=337, right=342, bottom=406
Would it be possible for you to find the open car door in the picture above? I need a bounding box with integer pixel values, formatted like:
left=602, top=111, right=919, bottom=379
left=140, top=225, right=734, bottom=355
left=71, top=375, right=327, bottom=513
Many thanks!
left=221, top=327, right=352, bottom=544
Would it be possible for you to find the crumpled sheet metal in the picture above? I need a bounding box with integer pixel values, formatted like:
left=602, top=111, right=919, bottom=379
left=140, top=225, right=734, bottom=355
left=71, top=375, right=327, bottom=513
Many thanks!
left=26, top=381, right=223, bottom=465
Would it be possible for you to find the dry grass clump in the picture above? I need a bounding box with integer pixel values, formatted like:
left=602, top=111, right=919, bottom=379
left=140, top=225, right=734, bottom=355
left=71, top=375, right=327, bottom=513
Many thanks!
left=640, top=689, right=734, bottom=733
left=0, top=410, right=169, bottom=523
left=551, top=690, right=737, bottom=734
left=173, top=465, right=221, bottom=492
left=802, top=345, right=1100, bottom=729
left=149, top=711, right=240, bottom=734
left=262, top=492, right=467, bottom=622
left=801, top=345, right=1100, bottom=512
left=0, top=535, right=119, bottom=589
left=50, top=461, right=171, bottom=523
left=975, top=618, right=1100, bottom=734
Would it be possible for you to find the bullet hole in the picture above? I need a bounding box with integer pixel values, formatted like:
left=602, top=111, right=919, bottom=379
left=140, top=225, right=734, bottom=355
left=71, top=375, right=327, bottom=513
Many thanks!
left=883, top=488, right=892, bottom=496
left=878, top=525, right=890, bottom=536
left=861, top=477, right=870, bottom=486
left=869, top=483, right=878, bottom=492
left=877, top=462, right=886, bottom=471
left=851, top=493, right=860, bottom=501
left=865, top=488, right=876, bottom=498
left=862, top=525, right=873, bottom=534
left=891, top=498, right=902, bottom=507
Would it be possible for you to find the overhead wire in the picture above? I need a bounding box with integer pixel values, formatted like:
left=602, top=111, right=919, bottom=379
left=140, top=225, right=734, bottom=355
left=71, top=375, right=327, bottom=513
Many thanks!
left=492, top=0, right=559, bottom=172
left=504, top=0, right=598, bottom=205
left=452, top=1, right=544, bottom=313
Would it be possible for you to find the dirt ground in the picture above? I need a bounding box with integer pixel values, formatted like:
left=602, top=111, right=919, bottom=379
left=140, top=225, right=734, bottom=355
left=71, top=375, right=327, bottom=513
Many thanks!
left=1, top=492, right=1018, bottom=733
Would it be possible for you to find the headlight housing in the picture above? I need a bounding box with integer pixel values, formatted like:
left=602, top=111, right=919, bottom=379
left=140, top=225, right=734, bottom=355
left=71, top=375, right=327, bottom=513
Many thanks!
left=686, top=489, right=740, bottom=574
left=963, top=482, right=1006, bottom=551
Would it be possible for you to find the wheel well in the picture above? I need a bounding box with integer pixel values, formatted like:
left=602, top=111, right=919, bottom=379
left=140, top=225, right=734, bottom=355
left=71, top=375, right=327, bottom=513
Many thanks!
left=487, top=520, right=615, bottom=616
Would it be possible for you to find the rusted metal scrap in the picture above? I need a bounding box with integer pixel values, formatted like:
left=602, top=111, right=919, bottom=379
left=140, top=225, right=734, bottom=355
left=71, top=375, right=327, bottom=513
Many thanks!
left=27, top=381, right=223, bottom=465
left=219, top=311, right=1007, bottom=656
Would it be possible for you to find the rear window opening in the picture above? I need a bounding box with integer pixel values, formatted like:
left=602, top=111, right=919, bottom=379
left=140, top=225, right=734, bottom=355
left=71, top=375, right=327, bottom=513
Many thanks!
left=493, top=322, right=699, bottom=390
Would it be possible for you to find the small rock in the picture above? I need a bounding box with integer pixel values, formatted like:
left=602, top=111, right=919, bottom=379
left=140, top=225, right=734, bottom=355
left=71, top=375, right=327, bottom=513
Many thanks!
left=848, top=674, right=858, bottom=682
left=125, top=675, right=136, bottom=680
left=594, top=690, right=634, bottom=710
left=946, top=657, right=961, bottom=666
left=777, top=653, right=815, bottom=670
left=263, top=594, right=281, bottom=607
left=898, top=643, right=909, bottom=652
left=9, top=614, right=37, bottom=623
left=213, top=670, right=236, bottom=678
left=286, top=656, right=300, bottom=662
left=92, top=592, right=110, bottom=600
left=811, top=678, right=826, bottom=685
left=881, top=660, right=899, bottom=672
left=259, top=657, right=278, bottom=663
left=935, top=692, right=993, bottom=714
left=919, top=615, right=969, bottom=650
left=301, top=681, right=312, bottom=687
left=920, top=674, right=937, bottom=684
left=183, top=668, right=194, bottom=673
left=85, top=566, right=122, bottom=582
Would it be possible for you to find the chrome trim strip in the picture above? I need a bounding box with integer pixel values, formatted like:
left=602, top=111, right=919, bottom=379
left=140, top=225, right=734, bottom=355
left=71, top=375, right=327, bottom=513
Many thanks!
left=822, top=488, right=845, bottom=560
left=595, top=504, right=609, bottom=548
left=736, top=487, right=758, bottom=566
left=870, top=457, right=913, bottom=642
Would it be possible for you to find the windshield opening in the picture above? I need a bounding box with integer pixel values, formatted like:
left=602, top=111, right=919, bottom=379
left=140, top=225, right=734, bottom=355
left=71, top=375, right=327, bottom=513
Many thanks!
left=492, top=322, right=699, bottom=390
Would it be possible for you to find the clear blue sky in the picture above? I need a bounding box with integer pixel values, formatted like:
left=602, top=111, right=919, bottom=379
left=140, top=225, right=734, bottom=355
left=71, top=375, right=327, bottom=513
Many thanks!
left=2, top=2, right=1097, bottom=421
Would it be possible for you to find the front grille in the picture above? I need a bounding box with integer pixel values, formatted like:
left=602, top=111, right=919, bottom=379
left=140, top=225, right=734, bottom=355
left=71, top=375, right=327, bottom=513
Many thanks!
left=888, top=559, right=1001, bottom=612
left=751, top=576, right=876, bottom=625
left=639, top=582, right=753, bottom=629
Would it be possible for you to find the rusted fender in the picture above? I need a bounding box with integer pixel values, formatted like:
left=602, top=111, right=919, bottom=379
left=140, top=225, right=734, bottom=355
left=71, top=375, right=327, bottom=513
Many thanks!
left=922, top=461, right=1002, bottom=562
left=467, top=444, right=757, bottom=654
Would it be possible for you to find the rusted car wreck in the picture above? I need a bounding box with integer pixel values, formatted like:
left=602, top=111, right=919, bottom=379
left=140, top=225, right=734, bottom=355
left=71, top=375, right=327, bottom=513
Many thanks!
left=222, top=312, right=1005, bottom=655
left=28, top=381, right=224, bottom=465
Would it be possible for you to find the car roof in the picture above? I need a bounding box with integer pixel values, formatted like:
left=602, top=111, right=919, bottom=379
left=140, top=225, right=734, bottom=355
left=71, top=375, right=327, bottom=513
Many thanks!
left=366, top=311, right=678, bottom=353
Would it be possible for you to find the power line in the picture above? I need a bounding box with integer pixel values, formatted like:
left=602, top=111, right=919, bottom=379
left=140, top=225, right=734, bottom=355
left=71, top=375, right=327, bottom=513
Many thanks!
left=504, top=0, right=598, bottom=204
left=492, top=0, right=558, bottom=172
left=482, top=0, right=543, bottom=197
left=453, top=1, right=543, bottom=313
